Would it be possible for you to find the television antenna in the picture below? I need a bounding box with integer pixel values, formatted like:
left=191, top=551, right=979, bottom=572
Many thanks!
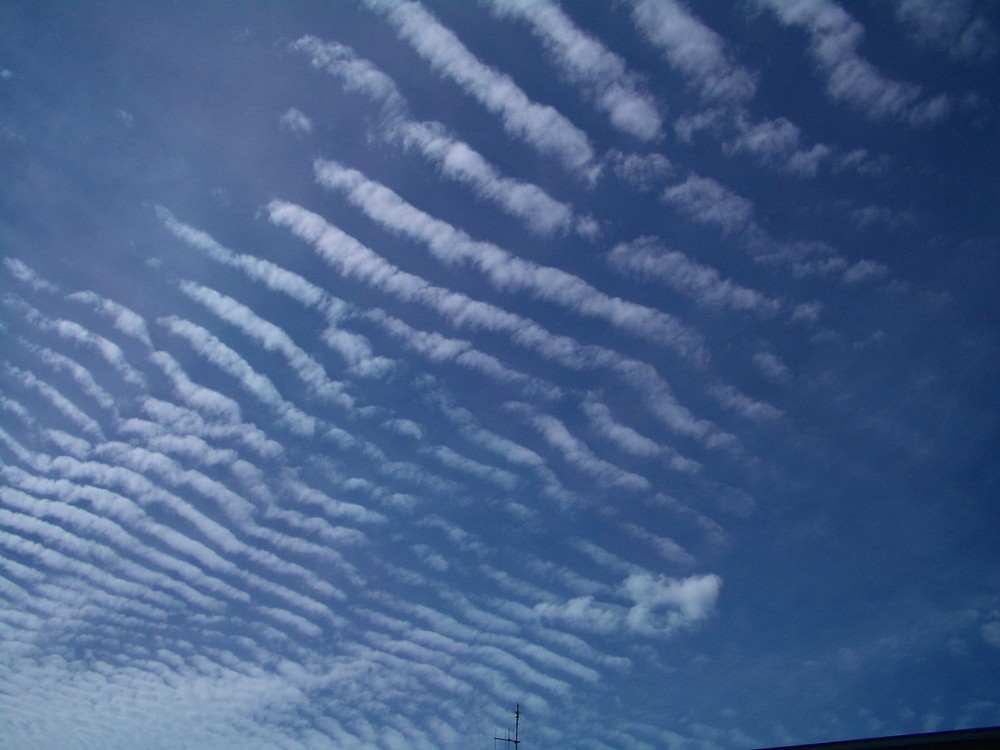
left=494, top=703, right=521, bottom=750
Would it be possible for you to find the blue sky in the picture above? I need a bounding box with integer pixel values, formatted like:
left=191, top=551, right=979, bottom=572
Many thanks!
left=2, top=1, right=999, bottom=748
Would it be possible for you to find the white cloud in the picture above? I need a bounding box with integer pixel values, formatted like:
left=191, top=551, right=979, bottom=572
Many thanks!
left=609, top=236, right=780, bottom=315
left=393, top=120, right=580, bottom=236
left=67, top=290, right=153, bottom=347
left=507, top=402, right=651, bottom=492
left=178, top=280, right=353, bottom=407
left=629, top=0, right=756, bottom=104
left=760, top=0, right=952, bottom=126
left=315, top=159, right=706, bottom=361
left=662, top=174, right=755, bottom=234
left=19, top=303, right=148, bottom=388
left=725, top=116, right=832, bottom=176
left=269, top=200, right=731, bottom=449
left=582, top=396, right=701, bottom=475
left=483, top=0, right=662, bottom=140
left=291, top=35, right=407, bottom=114
left=158, top=315, right=318, bottom=436
left=4, top=364, right=105, bottom=440
left=366, top=308, right=559, bottom=399
left=609, top=150, right=674, bottom=191
left=147, top=351, right=243, bottom=424
left=115, top=108, right=134, bottom=128
left=982, top=620, right=1000, bottom=648
left=535, top=571, right=721, bottom=638
left=4, top=257, right=60, bottom=293
left=842, top=258, right=890, bottom=283
left=31, top=344, right=117, bottom=413
left=752, top=352, right=792, bottom=384
left=709, top=383, right=783, bottom=421
left=292, top=38, right=590, bottom=236
left=621, top=523, right=697, bottom=567
left=621, top=572, right=721, bottom=636
left=895, top=0, right=998, bottom=61
left=158, top=206, right=333, bottom=311
left=363, top=0, right=600, bottom=180
left=279, top=107, right=313, bottom=135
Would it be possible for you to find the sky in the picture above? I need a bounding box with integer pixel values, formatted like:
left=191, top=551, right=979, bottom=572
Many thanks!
left=1, top=1, right=999, bottom=748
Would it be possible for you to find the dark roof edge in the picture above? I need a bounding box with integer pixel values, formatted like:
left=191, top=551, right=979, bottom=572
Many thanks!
left=753, top=725, right=1000, bottom=750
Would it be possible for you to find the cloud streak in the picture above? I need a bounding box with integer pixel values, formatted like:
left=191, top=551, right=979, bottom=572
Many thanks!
left=760, top=0, right=951, bottom=125
left=315, top=159, right=706, bottom=361
left=482, top=0, right=662, bottom=140
left=291, top=36, right=589, bottom=236
left=362, top=0, right=600, bottom=180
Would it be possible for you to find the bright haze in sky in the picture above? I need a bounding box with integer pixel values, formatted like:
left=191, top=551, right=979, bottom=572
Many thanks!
left=1, top=2, right=999, bottom=749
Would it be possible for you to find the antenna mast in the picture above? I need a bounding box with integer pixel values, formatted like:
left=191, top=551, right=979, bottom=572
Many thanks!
left=493, top=703, right=521, bottom=750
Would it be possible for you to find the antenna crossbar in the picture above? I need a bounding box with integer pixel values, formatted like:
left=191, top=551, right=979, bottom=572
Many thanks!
left=494, top=703, right=521, bottom=750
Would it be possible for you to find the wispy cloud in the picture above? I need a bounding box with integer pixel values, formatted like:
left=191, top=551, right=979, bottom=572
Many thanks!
left=268, top=200, right=729, bottom=448
left=752, top=351, right=792, bottom=384
left=279, top=107, right=313, bottom=135
left=629, top=0, right=756, bottom=104
left=365, top=308, right=561, bottom=399
left=30, top=344, right=117, bottom=413
left=292, top=35, right=407, bottom=115
left=292, top=37, right=589, bottom=235
left=535, top=571, right=721, bottom=638
left=315, top=159, right=706, bottom=361
left=67, top=291, right=153, bottom=347
left=609, top=150, right=674, bottom=191
left=662, top=174, right=755, bottom=235
left=608, top=236, right=780, bottom=315
left=506, top=401, right=651, bottom=493
left=481, top=0, right=662, bottom=140
left=15, top=300, right=147, bottom=388
left=362, top=0, right=600, bottom=180
left=158, top=315, right=318, bottom=436
left=4, top=257, right=60, bottom=293
left=392, top=120, right=585, bottom=236
left=709, top=383, right=783, bottom=421
left=581, top=396, right=701, bottom=475
left=724, top=115, right=832, bottom=177
left=621, top=522, right=697, bottom=567
left=159, top=207, right=394, bottom=378
left=178, top=280, right=353, bottom=407
left=759, top=0, right=951, bottom=126
left=895, top=0, right=998, bottom=61
left=4, top=364, right=105, bottom=440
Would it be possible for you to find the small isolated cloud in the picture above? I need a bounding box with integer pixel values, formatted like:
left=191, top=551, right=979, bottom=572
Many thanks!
left=726, top=116, right=831, bottom=176
left=662, top=174, right=754, bottom=234
left=609, top=150, right=674, bottom=191
left=850, top=204, right=918, bottom=231
left=534, top=572, right=721, bottom=637
left=895, top=0, right=998, bottom=61
left=842, top=258, right=889, bottom=284
left=280, top=107, right=313, bottom=135
left=791, top=301, right=822, bottom=324
left=115, top=108, right=134, bottom=128
left=621, top=572, right=721, bottom=636
left=752, top=352, right=792, bottom=384
left=982, top=620, right=1000, bottom=648
left=709, top=383, right=783, bottom=421
left=1, top=68, right=13, bottom=79
left=4, top=258, right=60, bottom=293
left=609, top=236, right=779, bottom=315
